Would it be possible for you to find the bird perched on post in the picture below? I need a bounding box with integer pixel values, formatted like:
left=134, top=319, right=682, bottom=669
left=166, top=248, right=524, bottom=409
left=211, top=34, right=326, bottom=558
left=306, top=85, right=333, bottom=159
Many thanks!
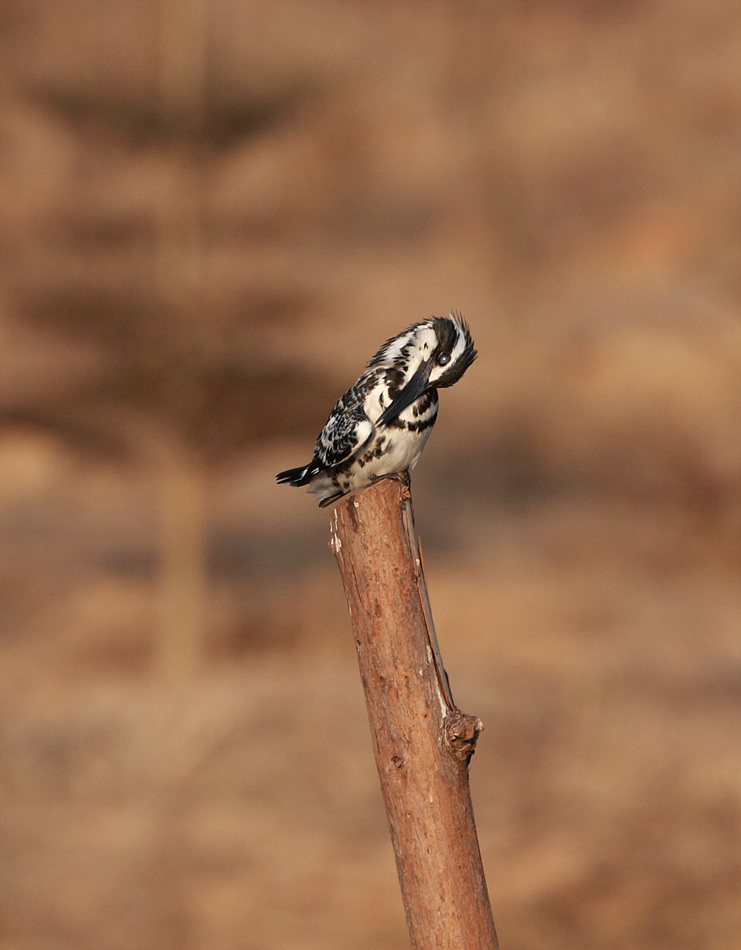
left=276, top=311, right=477, bottom=507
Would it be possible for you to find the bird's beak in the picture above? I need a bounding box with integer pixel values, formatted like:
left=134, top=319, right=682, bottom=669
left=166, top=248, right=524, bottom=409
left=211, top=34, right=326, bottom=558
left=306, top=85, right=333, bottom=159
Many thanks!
left=376, top=359, right=432, bottom=427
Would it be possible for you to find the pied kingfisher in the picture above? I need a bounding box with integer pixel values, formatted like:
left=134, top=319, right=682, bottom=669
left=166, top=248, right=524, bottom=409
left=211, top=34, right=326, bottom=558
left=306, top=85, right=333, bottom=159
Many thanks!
left=276, top=312, right=477, bottom=507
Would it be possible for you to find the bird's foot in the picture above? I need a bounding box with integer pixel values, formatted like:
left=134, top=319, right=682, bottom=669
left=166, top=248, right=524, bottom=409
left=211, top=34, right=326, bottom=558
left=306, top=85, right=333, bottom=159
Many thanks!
left=370, top=470, right=411, bottom=489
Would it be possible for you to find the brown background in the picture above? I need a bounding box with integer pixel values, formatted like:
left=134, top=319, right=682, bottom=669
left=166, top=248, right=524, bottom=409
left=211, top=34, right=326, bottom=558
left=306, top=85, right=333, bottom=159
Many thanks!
left=1, top=1, right=740, bottom=948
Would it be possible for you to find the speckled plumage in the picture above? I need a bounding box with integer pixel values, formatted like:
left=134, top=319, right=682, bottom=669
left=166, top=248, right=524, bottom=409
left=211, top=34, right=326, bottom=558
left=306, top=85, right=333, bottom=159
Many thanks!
left=276, top=312, right=477, bottom=507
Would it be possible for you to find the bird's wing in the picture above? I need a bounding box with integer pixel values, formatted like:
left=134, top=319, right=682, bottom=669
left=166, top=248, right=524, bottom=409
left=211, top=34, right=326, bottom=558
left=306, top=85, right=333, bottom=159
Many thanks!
left=315, top=400, right=375, bottom=469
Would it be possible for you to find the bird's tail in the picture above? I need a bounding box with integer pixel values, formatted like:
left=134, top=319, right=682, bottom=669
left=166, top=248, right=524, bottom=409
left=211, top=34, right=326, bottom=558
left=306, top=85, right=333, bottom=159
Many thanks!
left=275, top=464, right=311, bottom=487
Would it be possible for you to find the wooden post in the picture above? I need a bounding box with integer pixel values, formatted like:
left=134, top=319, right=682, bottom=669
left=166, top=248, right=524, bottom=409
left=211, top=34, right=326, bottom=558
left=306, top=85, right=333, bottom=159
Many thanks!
left=330, top=477, right=499, bottom=950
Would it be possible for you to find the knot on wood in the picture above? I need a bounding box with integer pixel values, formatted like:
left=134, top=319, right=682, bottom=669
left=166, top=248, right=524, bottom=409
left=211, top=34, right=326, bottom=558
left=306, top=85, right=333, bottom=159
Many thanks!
left=444, top=710, right=484, bottom=764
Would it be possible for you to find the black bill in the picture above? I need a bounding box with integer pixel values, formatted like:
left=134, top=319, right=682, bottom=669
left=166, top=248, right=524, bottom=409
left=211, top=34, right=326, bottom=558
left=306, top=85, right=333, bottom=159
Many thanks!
left=376, top=359, right=431, bottom=427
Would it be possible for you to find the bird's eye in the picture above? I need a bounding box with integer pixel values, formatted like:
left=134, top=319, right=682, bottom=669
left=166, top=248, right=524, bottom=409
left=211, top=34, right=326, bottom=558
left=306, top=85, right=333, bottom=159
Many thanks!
left=437, top=353, right=451, bottom=366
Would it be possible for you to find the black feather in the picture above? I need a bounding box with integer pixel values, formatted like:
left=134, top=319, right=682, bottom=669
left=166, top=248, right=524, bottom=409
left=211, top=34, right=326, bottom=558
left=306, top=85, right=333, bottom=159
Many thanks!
left=275, top=465, right=312, bottom=486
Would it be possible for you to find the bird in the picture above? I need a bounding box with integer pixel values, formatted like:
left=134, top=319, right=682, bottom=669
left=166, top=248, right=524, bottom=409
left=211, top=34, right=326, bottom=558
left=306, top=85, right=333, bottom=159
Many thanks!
left=276, top=311, right=477, bottom=507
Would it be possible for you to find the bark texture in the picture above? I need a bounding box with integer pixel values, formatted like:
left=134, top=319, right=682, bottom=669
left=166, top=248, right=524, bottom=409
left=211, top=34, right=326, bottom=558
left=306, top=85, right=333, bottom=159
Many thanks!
left=330, top=477, right=498, bottom=950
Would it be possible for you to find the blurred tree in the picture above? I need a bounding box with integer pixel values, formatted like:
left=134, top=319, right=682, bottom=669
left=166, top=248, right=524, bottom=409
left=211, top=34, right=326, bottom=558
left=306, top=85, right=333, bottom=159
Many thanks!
left=5, top=0, right=337, bottom=677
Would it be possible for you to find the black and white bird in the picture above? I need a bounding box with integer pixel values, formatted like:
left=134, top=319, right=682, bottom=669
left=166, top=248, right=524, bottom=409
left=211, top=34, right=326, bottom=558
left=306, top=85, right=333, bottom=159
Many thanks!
left=276, top=312, right=477, bottom=507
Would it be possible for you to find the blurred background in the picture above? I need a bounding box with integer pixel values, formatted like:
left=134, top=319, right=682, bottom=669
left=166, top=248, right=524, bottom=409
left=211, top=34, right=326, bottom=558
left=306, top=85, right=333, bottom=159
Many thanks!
left=1, top=1, right=741, bottom=947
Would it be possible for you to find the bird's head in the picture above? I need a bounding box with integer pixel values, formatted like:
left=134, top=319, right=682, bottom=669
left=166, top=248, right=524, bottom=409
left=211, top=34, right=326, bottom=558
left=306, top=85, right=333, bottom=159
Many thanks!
left=372, top=312, right=477, bottom=426
left=425, top=312, right=477, bottom=388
